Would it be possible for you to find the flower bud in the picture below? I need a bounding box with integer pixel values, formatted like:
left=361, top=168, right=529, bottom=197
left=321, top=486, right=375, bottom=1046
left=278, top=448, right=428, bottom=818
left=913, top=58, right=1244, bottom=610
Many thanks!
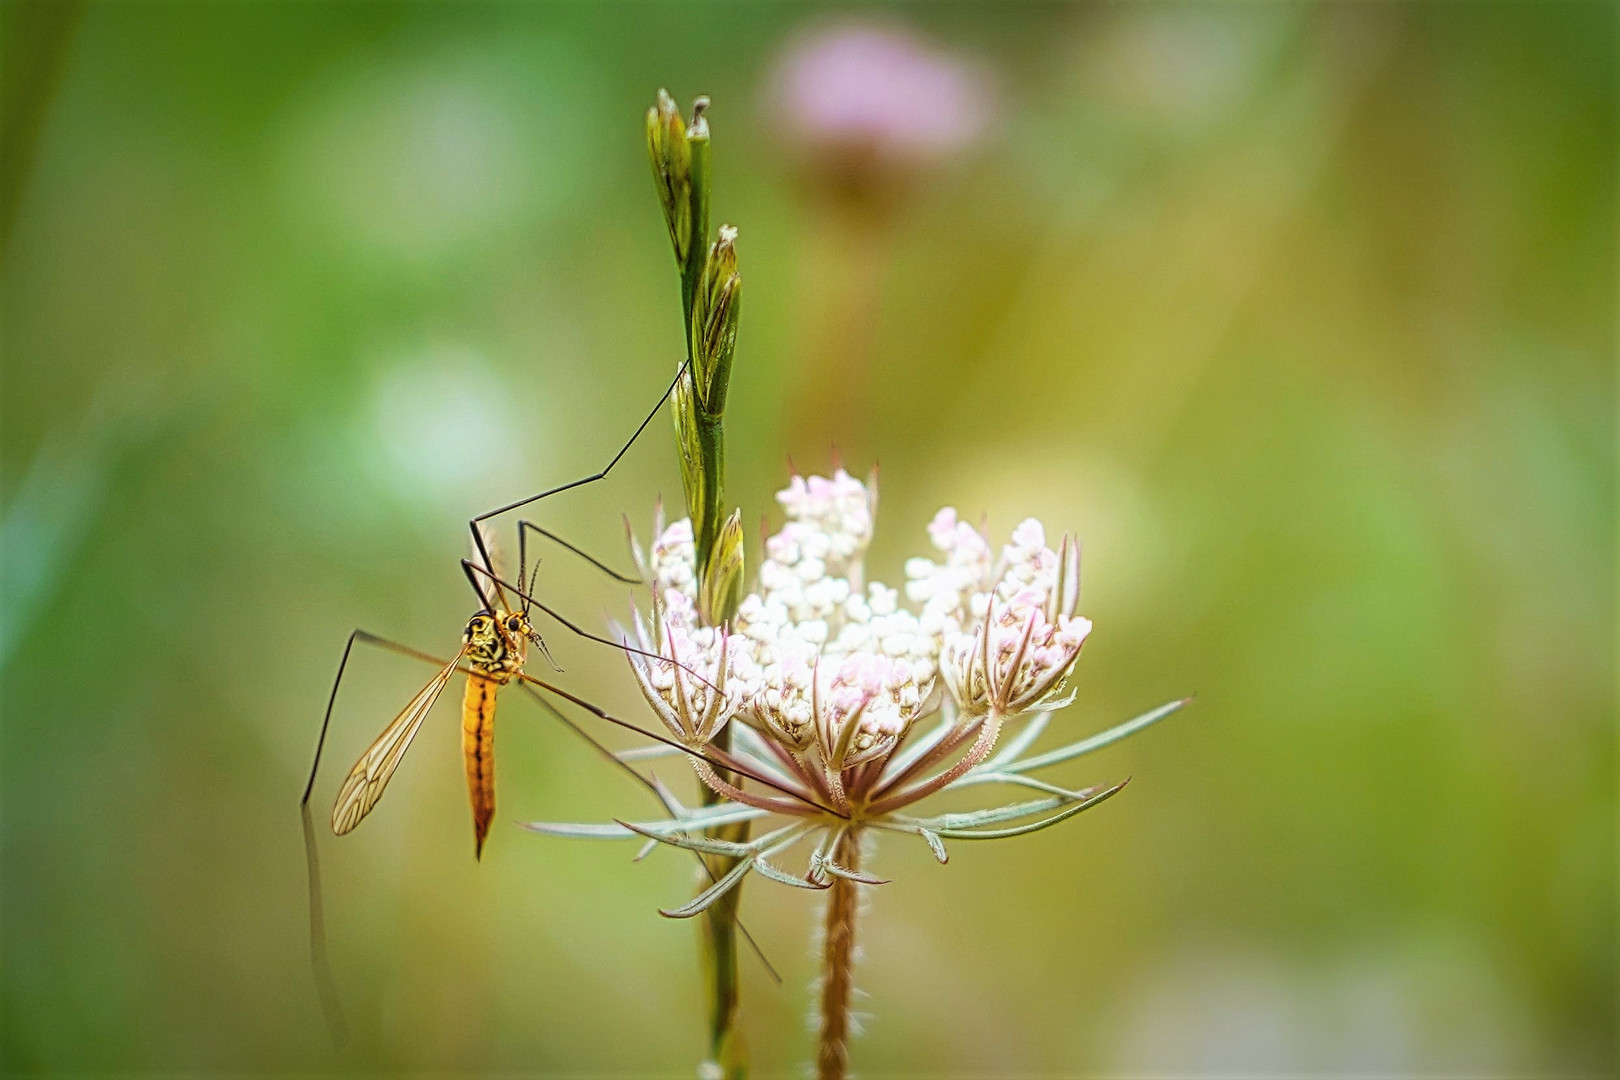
left=682, top=97, right=713, bottom=301
left=646, top=89, right=692, bottom=266
left=691, top=225, right=741, bottom=418
left=700, top=509, right=746, bottom=626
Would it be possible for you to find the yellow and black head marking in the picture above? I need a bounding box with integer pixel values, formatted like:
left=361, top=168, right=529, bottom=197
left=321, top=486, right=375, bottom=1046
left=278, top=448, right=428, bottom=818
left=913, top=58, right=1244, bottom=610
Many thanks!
left=463, top=610, right=531, bottom=678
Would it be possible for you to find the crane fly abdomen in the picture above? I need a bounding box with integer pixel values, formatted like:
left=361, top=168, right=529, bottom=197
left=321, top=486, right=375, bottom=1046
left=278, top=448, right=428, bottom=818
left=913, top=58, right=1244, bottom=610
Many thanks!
left=462, top=672, right=501, bottom=860
left=458, top=609, right=527, bottom=859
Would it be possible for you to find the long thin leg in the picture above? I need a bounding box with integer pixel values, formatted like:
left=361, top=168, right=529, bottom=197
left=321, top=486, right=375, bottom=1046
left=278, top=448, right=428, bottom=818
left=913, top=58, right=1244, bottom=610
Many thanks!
left=302, top=629, right=456, bottom=807
left=300, top=626, right=453, bottom=1052
left=302, top=801, right=349, bottom=1046
left=518, top=520, right=641, bottom=587
left=468, top=360, right=688, bottom=590
left=299, top=628, right=782, bottom=984
left=304, top=626, right=831, bottom=817
left=517, top=671, right=838, bottom=817
left=462, top=560, right=727, bottom=698
left=514, top=681, right=782, bottom=985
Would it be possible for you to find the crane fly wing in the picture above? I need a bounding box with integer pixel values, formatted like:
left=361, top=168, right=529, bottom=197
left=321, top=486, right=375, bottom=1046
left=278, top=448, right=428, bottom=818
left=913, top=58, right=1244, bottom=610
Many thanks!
left=331, top=649, right=466, bottom=835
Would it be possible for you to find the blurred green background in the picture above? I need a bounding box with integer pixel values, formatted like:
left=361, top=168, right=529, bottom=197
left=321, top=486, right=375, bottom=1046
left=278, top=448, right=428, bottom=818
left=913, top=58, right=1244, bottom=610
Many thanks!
left=2, top=2, right=1613, bottom=1076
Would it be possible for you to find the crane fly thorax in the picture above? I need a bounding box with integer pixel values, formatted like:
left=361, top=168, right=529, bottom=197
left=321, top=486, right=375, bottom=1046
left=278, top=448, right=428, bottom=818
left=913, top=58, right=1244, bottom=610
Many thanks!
left=463, top=611, right=529, bottom=681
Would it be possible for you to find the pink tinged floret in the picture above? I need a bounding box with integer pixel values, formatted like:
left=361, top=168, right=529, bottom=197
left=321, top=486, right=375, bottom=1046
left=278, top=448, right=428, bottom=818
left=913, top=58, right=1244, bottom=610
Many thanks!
left=1006, top=585, right=1045, bottom=612
left=1010, top=517, right=1046, bottom=551
left=1057, top=615, right=1093, bottom=650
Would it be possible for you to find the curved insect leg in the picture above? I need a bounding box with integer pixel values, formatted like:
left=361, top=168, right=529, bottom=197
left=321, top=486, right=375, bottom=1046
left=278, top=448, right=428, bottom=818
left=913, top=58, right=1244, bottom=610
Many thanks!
left=513, top=681, right=782, bottom=985
left=461, top=560, right=731, bottom=701
left=300, top=628, right=460, bottom=1050
left=301, top=629, right=452, bottom=807
left=516, top=671, right=836, bottom=817
left=468, top=360, right=688, bottom=596
left=516, top=520, right=642, bottom=603
left=510, top=519, right=654, bottom=677
left=302, top=802, right=349, bottom=1047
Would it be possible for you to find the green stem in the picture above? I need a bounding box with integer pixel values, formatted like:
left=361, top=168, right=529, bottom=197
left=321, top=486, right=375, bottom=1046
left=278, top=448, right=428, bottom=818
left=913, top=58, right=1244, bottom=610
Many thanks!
left=699, top=723, right=747, bottom=1079
left=660, top=92, right=744, bottom=1078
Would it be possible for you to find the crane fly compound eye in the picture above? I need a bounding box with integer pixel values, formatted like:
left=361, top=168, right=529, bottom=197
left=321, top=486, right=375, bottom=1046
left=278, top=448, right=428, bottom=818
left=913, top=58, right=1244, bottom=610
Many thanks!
left=506, top=616, right=523, bottom=633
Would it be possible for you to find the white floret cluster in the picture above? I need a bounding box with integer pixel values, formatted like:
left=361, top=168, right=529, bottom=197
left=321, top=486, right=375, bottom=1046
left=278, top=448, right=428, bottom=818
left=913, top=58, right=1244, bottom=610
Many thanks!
left=627, top=469, right=1090, bottom=761
left=626, top=517, right=748, bottom=743
left=648, top=516, right=699, bottom=603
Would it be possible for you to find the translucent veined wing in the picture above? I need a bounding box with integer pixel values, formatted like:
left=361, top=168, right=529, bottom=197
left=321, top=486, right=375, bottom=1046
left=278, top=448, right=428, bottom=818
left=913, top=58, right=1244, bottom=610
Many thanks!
left=331, top=648, right=466, bottom=835
left=471, top=520, right=512, bottom=615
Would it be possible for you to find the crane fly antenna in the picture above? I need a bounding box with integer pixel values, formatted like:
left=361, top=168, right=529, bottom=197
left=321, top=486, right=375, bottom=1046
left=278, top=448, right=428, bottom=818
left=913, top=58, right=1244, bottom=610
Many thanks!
left=513, top=681, right=783, bottom=985
left=467, top=360, right=688, bottom=587
left=523, top=554, right=542, bottom=620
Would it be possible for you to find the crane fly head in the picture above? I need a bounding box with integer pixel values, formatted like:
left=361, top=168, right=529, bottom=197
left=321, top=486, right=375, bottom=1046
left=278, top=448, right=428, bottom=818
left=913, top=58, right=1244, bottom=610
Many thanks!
left=463, top=610, right=532, bottom=674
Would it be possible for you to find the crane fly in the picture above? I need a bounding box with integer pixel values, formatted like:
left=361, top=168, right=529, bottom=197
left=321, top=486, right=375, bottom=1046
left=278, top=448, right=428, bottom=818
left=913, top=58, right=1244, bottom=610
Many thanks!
left=305, top=521, right=829, bottom=854
left=324, top=528, right=541, bottom=857
left=302, top=361, right=687, bottom=860
left=298, top=526, right=799, bottom=1041
left=300, top=361, right=806, bottom=1039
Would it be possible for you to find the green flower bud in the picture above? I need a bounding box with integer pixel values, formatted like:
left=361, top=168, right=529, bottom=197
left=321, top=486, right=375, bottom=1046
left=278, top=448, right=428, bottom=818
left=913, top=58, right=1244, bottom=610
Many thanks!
left=682, top=98, right=712, bottom=315
left=690, top=225, right=741, bottom=418
left=700, top=509, right=746, bottom=627
left=647, top=89, right=691, bottom=266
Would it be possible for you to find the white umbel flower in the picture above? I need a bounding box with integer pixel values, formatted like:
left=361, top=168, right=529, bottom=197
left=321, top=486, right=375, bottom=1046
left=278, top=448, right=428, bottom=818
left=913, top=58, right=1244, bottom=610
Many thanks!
left=536, top=464, right=1184, bottom=941
left=625, top=469, right=1094, bottom=793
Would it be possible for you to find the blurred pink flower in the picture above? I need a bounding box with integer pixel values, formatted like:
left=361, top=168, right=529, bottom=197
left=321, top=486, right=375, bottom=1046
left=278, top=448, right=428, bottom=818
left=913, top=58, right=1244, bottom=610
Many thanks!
left=767, top=19, right=993, bottom=170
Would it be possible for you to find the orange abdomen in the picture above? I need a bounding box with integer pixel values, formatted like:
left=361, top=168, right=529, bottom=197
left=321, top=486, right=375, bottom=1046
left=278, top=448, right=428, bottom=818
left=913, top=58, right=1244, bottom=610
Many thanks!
left=461, top=674, right=500, bottom=859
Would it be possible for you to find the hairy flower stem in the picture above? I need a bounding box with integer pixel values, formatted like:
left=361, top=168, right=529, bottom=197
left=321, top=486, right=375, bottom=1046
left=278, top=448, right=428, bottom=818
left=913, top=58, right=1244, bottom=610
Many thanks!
left=817, top=827, right=863, bottom=1080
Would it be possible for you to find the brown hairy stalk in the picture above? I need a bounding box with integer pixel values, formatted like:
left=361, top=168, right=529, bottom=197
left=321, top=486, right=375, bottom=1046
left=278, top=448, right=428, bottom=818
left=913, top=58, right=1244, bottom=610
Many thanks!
left=817, top=827, right=863, bottom=1080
